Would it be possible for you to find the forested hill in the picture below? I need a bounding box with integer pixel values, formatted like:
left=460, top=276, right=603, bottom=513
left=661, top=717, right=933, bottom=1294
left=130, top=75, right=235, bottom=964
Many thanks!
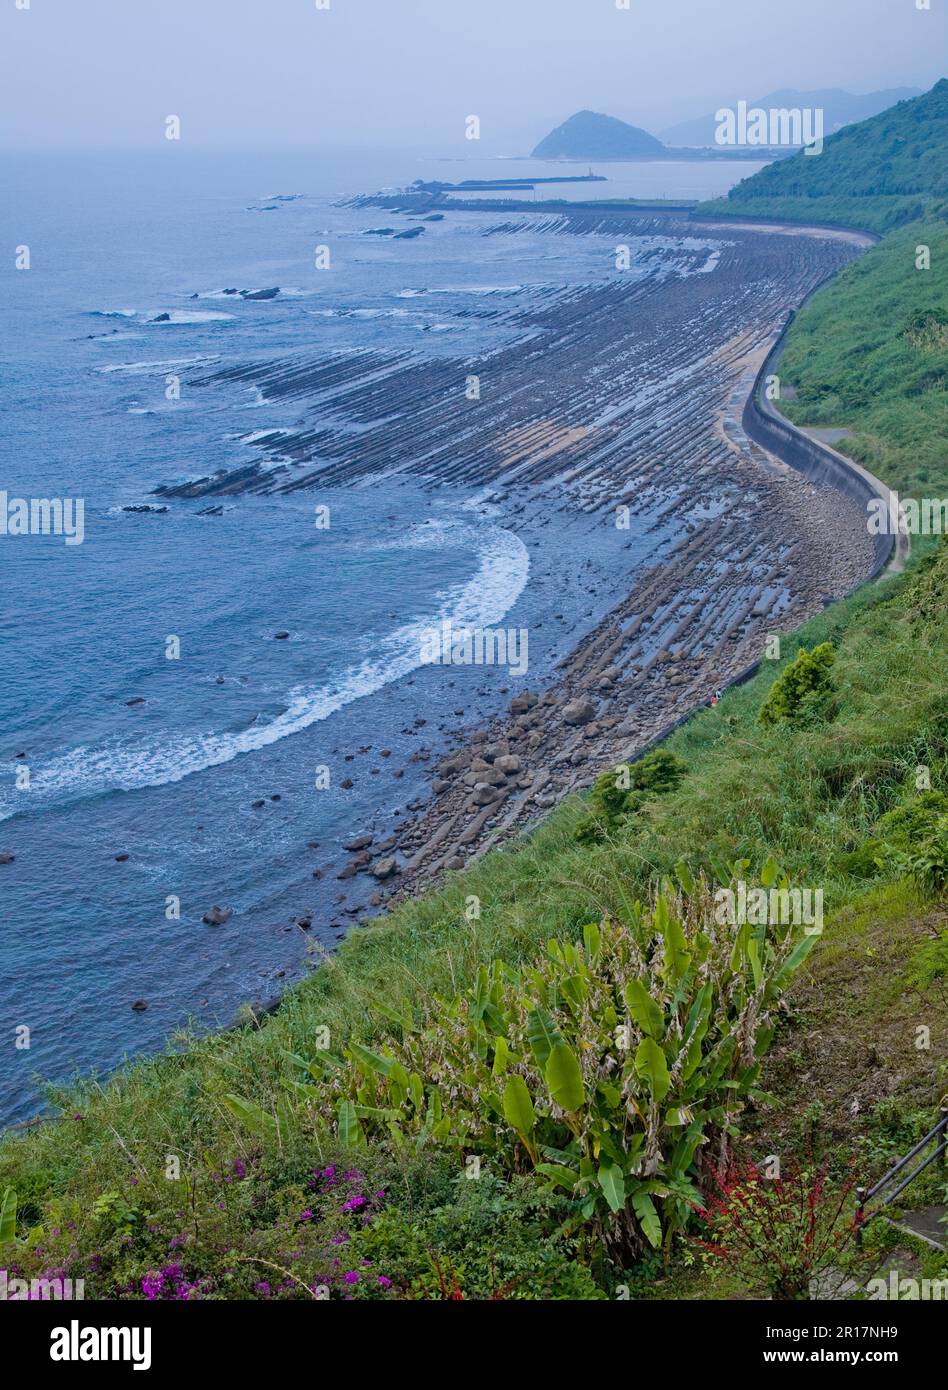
left=700, top=79, right=948, bottom=231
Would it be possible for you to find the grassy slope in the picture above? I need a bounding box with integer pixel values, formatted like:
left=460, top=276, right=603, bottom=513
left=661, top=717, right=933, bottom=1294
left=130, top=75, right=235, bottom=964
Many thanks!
left=779, top=219, right=948, bottom=496
left=3, top=87, right=948, bottom=1298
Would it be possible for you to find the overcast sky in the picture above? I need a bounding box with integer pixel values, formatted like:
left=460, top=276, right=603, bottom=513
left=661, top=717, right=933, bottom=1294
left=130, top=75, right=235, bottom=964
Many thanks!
left=1, top=0, right=943, bottom=152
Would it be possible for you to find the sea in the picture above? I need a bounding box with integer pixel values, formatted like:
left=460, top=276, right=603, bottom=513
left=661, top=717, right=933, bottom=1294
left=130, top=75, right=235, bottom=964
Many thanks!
left=0, top=147, right=762, bottom=1124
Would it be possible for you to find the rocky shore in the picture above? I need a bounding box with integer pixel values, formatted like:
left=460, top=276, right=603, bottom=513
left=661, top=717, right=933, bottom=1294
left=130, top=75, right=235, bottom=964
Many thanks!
left=158, top=207, right=879, bottom=941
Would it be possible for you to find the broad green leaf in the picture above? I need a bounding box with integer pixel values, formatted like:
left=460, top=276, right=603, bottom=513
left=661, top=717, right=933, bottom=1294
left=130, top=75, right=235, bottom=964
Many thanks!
left=368, top=996, right=414, bottom=1031
left=347, top=1040, right=394, bottom=1078
left=624, top=978, right=664, bottom=1039
left=773, top=931, right=820, bottom=989
left=760, top=856, right=779, bottom=889
left=0, top=1187, right=16, bottom=1245
left=492, top=1036, right=509, bottom=1076
left=545, top=1042, right=585, bottom=1112
left=502, top=1075, right=536, bottom=1137
left=634, top=1037, right=670, bottom=1102
left=632, top=1191, right=662, bottom=1249
left=526, top=1008, right=561, bottom=1070
left=223, top=1093, right=278, bottom=1140
left=535, top=1163, right=579, bottom=1191
left=674, top=860, right=695, bottom=895
left=337, top=1098, right=363, bottom=1147
left=582, top=921, right=601, bottom=961
left=598, top=1163, right=626, bottom=1214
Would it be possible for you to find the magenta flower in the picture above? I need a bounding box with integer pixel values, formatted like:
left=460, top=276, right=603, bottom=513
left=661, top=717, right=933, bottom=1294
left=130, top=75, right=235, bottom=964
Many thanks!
left=343, top=1271, right=360, bottom=1285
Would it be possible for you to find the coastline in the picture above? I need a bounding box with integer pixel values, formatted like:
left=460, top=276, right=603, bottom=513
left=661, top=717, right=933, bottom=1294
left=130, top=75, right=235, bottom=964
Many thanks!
left=5, top=207, right=897, bottom=1131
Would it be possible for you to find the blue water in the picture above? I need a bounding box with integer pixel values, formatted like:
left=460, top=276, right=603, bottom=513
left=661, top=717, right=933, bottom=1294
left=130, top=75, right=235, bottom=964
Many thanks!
left=0, top=149, right=757, bottom=1123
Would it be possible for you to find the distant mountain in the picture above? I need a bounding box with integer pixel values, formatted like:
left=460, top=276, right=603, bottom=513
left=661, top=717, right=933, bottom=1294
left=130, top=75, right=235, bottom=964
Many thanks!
left=718, top=80, right=948, bottom=202
left=660, top=87, right=922, bottom=148
left=531, top=110, right=665, bottom=160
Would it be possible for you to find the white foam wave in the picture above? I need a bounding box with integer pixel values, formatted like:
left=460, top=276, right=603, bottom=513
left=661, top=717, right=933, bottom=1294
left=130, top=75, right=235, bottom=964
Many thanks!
left=149, top=310, right=234, bottom=324
left=0, top=521, right=529, bottom=819
left=96, top=355, right=220, bottom=376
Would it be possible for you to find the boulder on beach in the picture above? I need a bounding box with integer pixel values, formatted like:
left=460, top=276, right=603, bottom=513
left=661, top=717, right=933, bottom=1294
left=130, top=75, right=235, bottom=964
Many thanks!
left=562, top=698, right=596, bottom=726
left=509, top=691, right=538, bottom=714
left=370, top=857, right=398, bottom=880
left=202, top=906, right=231, bottom=926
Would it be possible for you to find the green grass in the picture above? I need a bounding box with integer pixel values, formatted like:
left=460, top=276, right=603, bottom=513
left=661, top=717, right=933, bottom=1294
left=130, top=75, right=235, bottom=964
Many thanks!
left=779, top=219, right=948, bottom=498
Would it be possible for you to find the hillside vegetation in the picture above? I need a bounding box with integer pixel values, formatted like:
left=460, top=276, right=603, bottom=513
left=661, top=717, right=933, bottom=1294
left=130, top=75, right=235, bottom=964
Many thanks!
left=700, top=79, right=948, bottom=232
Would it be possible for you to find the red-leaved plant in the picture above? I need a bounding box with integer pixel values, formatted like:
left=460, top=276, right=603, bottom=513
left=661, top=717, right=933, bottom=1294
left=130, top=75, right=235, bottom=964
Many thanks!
left=694, top=1149, right=866, bottom=1300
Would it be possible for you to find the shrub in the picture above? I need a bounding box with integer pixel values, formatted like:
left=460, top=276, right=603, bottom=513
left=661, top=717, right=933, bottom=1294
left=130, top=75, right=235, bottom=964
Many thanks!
left=759, top=642, right=836, bottom=727
left=346, top=1174, right=604, bottom=1300
left=695, top=1150, right=865, bottom=1300
left=575, top=750, right=689, bottom=843
left=286, top=866, right=820, bottom=1263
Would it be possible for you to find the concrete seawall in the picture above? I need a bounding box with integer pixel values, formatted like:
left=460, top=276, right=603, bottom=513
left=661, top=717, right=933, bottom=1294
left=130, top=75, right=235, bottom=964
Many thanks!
left=742, top=306, right=907, bottom=584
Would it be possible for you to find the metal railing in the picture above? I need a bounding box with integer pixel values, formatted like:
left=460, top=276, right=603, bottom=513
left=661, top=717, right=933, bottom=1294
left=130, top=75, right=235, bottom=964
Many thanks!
left=856, top=1106, right=948, bottom=1245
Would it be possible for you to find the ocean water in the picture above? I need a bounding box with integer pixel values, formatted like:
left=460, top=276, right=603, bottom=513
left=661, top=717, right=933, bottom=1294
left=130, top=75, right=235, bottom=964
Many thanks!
left=0, top=149, right=760, bottom=1123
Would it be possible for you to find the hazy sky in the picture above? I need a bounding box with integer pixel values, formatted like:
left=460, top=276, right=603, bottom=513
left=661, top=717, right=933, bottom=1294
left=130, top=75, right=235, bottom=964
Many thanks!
left=1, top=0, right=944, bottom=152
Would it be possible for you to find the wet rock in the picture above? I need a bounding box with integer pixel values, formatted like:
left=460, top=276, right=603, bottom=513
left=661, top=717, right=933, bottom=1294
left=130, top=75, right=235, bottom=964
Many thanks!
left=126, top=697, right=146, bottom=707
left=297, top=916, right=312, bottom=930
left=114, top=852, right=129, bottom=862
left=202, top=906, right=231, bottom=926
left=274, top=631, right=290, bottom=640
left=251, top=799, right=265, bottom=808
left=336, top=862, right=360, bottom=880
left=131, top=999, right=148, bottom=1011
left=370, top=857, right=398, bottom=880
left=340, top=777, right=354, bottom=789
left=432, top=778, right=451, bottom=794
left=344, top=835, right=373, bottom=851
left=0, top=852, right=15, bottom=864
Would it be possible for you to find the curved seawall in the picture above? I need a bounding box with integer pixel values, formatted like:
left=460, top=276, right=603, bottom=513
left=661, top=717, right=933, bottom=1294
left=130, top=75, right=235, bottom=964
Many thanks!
left=742, top=305, right=908, bottom=584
